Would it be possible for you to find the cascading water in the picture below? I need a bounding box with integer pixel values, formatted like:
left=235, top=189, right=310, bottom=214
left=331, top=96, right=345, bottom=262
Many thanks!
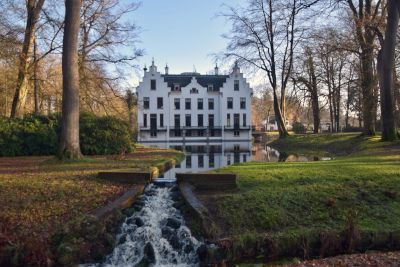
left=84, top=184, right=204, bottom=267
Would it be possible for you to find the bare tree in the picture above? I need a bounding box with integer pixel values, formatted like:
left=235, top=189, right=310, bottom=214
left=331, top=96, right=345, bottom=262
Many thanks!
left=377, top=0, right=399, bottom=140
left=58, top=0, right=82, bottom=159
left=341, top=0, right=386, bottom=135
left=223, top=0, right=319, bottom=138
left=10, top=0, right=45, bottom=118
left=296, top=47, right=320, bottom=133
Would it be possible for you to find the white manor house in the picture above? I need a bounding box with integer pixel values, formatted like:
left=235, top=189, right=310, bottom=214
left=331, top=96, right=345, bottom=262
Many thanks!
left=136, top=61, right=253, bottom=144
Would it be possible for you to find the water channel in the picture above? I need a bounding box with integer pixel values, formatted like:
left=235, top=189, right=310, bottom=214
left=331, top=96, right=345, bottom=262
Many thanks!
left=85, top=141, right=331, bottom=267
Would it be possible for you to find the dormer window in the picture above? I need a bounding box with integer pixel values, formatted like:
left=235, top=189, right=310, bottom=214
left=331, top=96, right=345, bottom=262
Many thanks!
left=207, top=84, right=214, bottom=92
left=173, top=83, right=181, bottom=92
left=190, top=88, right=198, bottom=94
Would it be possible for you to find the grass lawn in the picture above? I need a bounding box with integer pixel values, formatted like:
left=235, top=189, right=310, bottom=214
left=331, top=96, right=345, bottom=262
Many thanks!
left=0, top=146, right=183, bottom=265
left=206, top=133, right=400, bottom=261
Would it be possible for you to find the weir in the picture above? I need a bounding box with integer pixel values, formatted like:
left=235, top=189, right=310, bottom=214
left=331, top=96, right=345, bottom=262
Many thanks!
left=84, top=183, right=206, bottom=267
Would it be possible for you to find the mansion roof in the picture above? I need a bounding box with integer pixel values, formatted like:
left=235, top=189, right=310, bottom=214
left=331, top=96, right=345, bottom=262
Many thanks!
left=161, top=73, right=230, bottom=91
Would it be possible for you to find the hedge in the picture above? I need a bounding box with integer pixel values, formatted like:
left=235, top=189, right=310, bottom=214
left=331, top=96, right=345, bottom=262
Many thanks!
left=0, top=113, right=133, bottom=157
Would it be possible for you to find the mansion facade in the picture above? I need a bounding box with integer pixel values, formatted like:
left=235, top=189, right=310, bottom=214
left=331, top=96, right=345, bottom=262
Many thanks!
left=136, top=61, right=253, bottom=143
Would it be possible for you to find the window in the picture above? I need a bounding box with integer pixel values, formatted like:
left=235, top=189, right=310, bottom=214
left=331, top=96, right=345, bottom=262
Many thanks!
left=173, top=83, right=181, bottom=91
left=185, top=98, right=191, bottom=110
left=240, top=97, right=246, bottom=109
left=160, top=114, right=164, bottom=127
left=208, top=114, right=214, bottom=127
left=157, top=97, right=163, bottom=109
left=234, top=113, right=240, bottom=128
left=151, top=79, right=156, bottom=90
left=207, top=84, right=214, bottom=92
left=227, top=114, right=231, bottom=127
left=209, top=154, right=215, bottom=168
left=174, top=114, right=180, bottom=127
left=234, top=80, right=240, bottom=91
left=185, top=114, right=191, bottom=127
left=227, top=154, right=231, bottom=165
left=143, top=114, right=147, bottom=127
left=243, top=114, right=247, bottom=126
left=198, top=114, right=203, bottom=127
left=186, top=155, right=192, bottom=168
left=208, top=98, right=214, bottom=110
left=150, top=114, right=157, bottom=137
left=143, top=97, right=149, bottom=109
left=174, top=98, right=180, bottom=110
left=198, top=155, right=204, bottom=168
left=234, top=145, right=240, bottom=151
left=243, top=154, right=247, bottom=163
left=190, top=88, right=198, bottom=94
left=197, top=98, right=203, bottom=110
left=227, top=97, right=233, bottom=109
left=234, top=131, right=240, bottom=137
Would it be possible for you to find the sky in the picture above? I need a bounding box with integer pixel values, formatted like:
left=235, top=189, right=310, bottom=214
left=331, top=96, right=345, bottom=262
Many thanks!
left=126, top=0, right=244, bottom=86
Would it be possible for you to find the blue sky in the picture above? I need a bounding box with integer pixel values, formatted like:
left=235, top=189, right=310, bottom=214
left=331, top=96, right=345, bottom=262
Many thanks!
left=127, top=0, right=244, bottom=85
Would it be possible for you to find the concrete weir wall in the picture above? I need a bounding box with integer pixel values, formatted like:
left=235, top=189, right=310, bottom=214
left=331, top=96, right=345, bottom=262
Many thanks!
left=176, top=173, right=237, bottom=190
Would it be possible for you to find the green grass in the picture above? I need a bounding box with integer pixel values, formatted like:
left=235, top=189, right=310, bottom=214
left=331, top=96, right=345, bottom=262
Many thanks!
left=0, top=147, right=183, bottom=265
left=208, top=133, right=400, bottom=260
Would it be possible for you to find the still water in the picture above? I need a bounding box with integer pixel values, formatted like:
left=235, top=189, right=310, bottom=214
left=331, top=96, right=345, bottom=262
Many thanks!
left=144, top=141, right=331, bottom=179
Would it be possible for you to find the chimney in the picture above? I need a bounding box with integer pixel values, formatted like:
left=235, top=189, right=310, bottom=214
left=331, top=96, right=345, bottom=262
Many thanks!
left=214, top=63, right=219, bottom=75
left=165, top=64, right=169, bottom=75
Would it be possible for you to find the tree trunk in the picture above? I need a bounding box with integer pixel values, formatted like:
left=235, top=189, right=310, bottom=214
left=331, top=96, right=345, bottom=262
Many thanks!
left=10, top=0, right=45, bottom=118
left=58, top=0, right=82, bottom=159
left=378, top=0, right=399, bottom=141
left=273, top=87, right=289, bottom=138
left=360, top=44, right=376, bottom=135
left=33, top=37, right=40, bottom=114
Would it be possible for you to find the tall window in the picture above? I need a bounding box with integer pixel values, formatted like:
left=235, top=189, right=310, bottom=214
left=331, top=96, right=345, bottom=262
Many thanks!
left=186, top=155, right=192, bottom=168
left=198, top=155, right=204, bottom=168
left=143, top=97, right=149, bottom=109
left=198, top=114, right=203, bottom=127
left=234, top=80, right=239, bottom=91
left=197, top=98, right=203, bottom=110
left=207, top=84, right=214, bottom=92
left=185, top=98, right=191, bottom=110
left=240, top=97, right=246, bottom=109
left=243, top=113, right=246, bottom=126
left=174, top=114, right=180, bottom=127
left=227, top=97, right=233, bottom=109
left=143, top=114, right=147, bottom=127
left=157, top=97, right=163, bottom=109
left=185, top=114, right=191, bottom=127
left=151, top=79, right=156, bottom=90
left=160, top=114, right=164, bottom=127
left=208, top=98, right=214, bottom=110
left=174, top=98, right=180, bottom=110
left=208, top=114, right=214, bottom=127
left=227, top=114, right=231, bottom=127
left=150, top=114, right=157, bottom=137
left=209, top=154, right=215, bottom=168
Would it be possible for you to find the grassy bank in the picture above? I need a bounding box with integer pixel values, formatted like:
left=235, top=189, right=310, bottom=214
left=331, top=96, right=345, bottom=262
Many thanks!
left=0, top=147, right=183, bottom=266
left=206, top=134, right=400, bottom=262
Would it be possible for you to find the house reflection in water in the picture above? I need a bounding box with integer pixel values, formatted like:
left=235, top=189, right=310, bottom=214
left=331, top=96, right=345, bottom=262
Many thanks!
left=144, top=141, right=252, bottom=179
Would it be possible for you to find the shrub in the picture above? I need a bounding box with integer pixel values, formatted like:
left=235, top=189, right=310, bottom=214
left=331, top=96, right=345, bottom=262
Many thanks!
left=0, top=114, right=58, bottom=156
left=292, top=122, right=306, bottom=134
left=0, top=113, right=133, bottom=156
left=79, top=113, right=133, bottom=155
